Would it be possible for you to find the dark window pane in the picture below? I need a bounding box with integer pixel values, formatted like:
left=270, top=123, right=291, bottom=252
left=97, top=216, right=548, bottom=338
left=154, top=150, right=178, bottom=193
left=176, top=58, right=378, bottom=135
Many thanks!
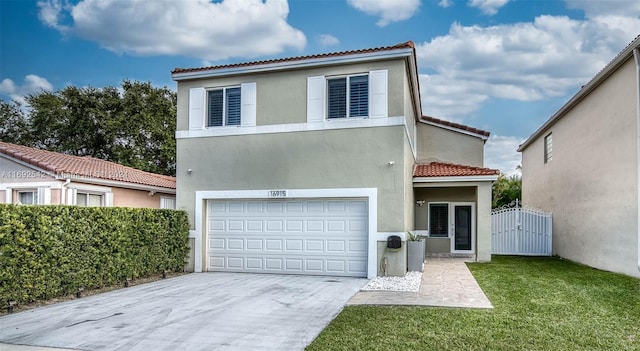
left=328, top=78, right=346, bottom=119
left=429, top=203, right=449, bottom=237
left=207, top=90, right=223, bottom=127
left=349, top=75, right=368, bottom=117
left=226, top=87, right=241, bottom=126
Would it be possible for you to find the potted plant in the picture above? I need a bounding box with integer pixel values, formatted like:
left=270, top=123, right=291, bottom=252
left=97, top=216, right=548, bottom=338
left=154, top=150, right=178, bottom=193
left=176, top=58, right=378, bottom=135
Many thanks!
left=407, top=232, right=425, bottom=272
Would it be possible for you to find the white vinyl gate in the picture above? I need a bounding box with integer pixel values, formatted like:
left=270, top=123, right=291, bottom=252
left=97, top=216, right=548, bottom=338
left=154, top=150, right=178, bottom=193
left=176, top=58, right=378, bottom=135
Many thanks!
left=491, top=200, right=552, bottom=256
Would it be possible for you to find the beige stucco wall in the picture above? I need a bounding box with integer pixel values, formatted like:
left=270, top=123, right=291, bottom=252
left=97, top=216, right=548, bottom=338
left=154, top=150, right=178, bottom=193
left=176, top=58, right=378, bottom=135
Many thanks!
left=413, top=184, right=492, bottom=261
left=403, top=69, right=416, bottom=150
left=176, top=59, right=408, bottom=131
left=111, top=187, right=174, bottom=208
left=521, top=57, right=639, bottom=277
left=177, top=126, right=407, bottom=231
left=416, top=123, right=484, bottom=166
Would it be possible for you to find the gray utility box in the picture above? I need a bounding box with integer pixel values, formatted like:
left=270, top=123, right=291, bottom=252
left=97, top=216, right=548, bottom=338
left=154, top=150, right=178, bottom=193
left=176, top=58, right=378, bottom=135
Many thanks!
left=407, top=239, right=426, bottom=272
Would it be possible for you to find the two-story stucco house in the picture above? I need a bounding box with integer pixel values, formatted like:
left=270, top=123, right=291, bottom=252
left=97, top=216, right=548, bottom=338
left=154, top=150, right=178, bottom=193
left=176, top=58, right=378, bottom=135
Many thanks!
left=172, top=42, right=498, bottom=278
left=0, top=141, right=176, bottom=209
left=519, top=35, right=640, bottom=278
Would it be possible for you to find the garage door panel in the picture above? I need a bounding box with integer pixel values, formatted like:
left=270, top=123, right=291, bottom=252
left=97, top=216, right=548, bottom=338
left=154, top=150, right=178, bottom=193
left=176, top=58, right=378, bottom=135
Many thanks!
left=349, top=240, right=367, bottom=253
left=285, top=239, right=303, bottom=251
left=208, top=199, right=367, bottom=277
left=306, top=220, right=324, bottom=231
left=247, top=257, right=263, bottom=269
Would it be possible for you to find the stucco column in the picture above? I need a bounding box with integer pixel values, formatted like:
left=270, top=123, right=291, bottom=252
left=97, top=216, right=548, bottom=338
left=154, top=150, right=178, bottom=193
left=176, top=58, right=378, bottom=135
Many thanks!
left=476, top=182, right=492, bottom=262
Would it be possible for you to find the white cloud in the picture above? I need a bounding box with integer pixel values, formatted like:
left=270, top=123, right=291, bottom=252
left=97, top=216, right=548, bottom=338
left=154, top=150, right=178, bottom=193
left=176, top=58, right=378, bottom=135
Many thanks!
left=415, top=14, right=640, bottom=121
left=37, top=0, right=306, bottom=61
left=565, top=0, right=640, bottom=18
left=438, top=0, right=453, bottom=8
left=347, top=0, right=421, bottom=27
left=0, top=75, right=53, bottom=105
left=37, top=0, right=67, bottom=31
left=468, top=0, right=509, bottom=15
left=484, top=135, right=523, bottom=175
left=319, top=34, right=340, bottom=47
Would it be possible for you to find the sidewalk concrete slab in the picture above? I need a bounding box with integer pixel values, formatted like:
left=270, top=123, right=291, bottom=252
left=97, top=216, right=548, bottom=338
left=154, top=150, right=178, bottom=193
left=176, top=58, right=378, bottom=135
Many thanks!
left=0, top=273, right=366, bottom=351
left=348, top=257, right=492, bottom=308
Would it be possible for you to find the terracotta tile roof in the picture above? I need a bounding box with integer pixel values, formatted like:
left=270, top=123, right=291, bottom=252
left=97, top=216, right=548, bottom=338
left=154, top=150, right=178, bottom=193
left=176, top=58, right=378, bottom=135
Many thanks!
left=414, top=162, right=500, bottom=178
left=0, top=142, right=176, bottom=190
left=172, top=41, right=415, bottom=75
left=421, top=116, right=490, bottom=138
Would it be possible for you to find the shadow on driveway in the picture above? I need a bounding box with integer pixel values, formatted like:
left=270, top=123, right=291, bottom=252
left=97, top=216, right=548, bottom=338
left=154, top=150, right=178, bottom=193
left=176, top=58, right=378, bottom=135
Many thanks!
left=0, top=273, right=366, bottom=351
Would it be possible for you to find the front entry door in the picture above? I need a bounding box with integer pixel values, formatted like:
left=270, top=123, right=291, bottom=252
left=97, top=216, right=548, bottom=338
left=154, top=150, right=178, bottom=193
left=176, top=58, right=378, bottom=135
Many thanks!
left=451, top=203, right=475, bottom=253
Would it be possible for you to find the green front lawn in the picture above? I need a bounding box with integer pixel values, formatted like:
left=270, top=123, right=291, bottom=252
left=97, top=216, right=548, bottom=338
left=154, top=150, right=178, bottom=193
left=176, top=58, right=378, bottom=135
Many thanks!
left=307, top=256, right=640, bottom=351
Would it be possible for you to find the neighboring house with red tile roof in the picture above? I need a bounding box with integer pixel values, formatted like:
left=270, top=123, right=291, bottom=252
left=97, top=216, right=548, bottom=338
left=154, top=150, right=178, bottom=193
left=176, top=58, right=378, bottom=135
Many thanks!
left=172, top=41, right=498, bottom=278
left=518, top=34, right=640, bottom=279
left=0, top=141, right=176, bottom=209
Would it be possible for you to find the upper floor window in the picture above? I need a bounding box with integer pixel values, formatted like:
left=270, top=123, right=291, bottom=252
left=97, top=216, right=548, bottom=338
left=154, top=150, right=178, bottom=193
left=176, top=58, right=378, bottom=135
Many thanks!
left=207, top=87, right=241, bottom=127
left=544, top=133, right=552, bottom=163
left=327, top=75, right=368, bottom=119
left=77, top=192, right=103, bottom=207
left=307, top=70, right=387, bottom=123
left=17, top=190, right=37, bottom=205
left=188, top=83, right=256, bottom=131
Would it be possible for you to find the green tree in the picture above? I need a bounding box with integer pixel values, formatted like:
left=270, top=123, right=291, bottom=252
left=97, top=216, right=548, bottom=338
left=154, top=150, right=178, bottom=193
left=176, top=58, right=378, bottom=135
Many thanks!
left=492, top=173, right=522, bottom=208
left=0, top=100, right=31, bottom=145
left=11, top=80, right=177, bottom=176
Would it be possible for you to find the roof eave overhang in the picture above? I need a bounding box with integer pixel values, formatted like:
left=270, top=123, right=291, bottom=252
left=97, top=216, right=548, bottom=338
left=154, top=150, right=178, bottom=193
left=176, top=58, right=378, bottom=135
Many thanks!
left=419, top=119, right=490, bottom=141
left=518, top=37, right=640, bottom=152
left=70, top=177, right=176, bottom=194
left=405, top=51, right=423, bottom=121
left=172, top=48, right=414, bottom=81
left=413, top=175, right=499, bottom=183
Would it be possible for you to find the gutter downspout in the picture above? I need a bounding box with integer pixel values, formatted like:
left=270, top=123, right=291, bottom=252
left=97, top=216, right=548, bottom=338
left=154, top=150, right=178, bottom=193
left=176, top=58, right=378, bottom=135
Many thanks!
left=634, top=48, right=640, bottom=272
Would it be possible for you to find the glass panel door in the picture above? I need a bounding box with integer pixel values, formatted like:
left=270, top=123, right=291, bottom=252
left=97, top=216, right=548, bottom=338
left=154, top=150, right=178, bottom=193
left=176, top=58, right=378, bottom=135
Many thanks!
left=451, top=203, right=474, bottom=253
left=454, top=206, right=472, bottom=251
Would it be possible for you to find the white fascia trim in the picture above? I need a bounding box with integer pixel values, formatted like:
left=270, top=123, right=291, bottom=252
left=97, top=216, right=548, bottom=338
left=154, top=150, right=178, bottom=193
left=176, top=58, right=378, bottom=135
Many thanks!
left=414, top=175, right=499, bottom=183
left=70, top=178, right=176, bottom=194
left=176, top=116, right=406, bottom=139
left=420, top=120, right=489, bottom=141
left=172, top=49, right=413, bottom=81
left=0, top=181, right=62, bottom=190
left=68, top=183, right=112, bottom=193
left=194, top=187, right=379, bottom=278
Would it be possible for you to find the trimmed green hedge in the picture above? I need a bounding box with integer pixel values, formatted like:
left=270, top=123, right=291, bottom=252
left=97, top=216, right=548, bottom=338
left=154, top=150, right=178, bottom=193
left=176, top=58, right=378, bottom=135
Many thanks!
left=0, top=204, right=189, bottom=307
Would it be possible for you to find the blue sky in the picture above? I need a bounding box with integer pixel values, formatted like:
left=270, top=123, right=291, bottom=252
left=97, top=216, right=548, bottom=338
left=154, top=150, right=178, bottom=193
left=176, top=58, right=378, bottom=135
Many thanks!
left=1, top=0, right=639, bottom=174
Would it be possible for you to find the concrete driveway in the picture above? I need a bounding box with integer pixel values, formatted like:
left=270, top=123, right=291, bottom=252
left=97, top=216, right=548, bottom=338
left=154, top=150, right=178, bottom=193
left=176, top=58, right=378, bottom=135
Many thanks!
left=0, top=273, right=366, bottom=351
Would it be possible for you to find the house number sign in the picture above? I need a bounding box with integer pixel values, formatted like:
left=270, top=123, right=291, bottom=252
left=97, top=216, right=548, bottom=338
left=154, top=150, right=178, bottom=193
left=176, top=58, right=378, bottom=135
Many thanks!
left=268, top=190, right=287, bottom=198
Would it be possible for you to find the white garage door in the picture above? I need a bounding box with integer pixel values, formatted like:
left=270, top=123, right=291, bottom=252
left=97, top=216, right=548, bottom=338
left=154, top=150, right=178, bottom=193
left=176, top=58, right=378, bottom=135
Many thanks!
left=207, top=198, right=368, bottom=277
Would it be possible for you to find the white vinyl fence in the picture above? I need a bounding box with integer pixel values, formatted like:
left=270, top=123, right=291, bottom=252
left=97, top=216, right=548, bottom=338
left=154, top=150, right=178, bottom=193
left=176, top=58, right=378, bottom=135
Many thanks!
left=491, top=199, right=552, bottom=256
